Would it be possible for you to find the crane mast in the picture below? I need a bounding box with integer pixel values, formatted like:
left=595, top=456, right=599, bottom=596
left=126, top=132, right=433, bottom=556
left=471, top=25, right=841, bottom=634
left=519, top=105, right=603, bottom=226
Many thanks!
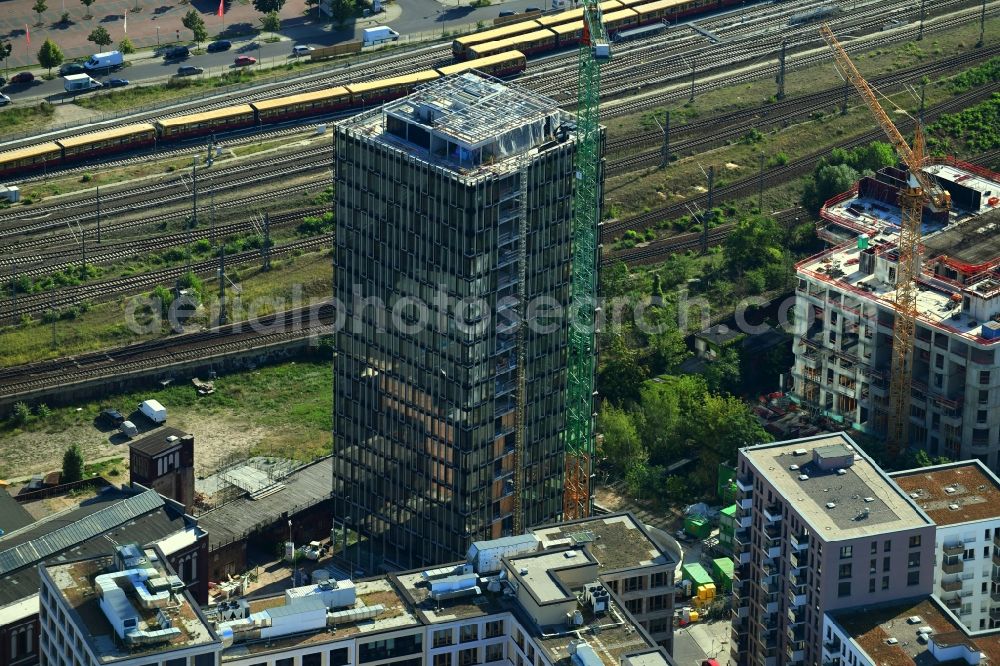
left=564, top=1, right=609, bottom=520
left=819, top=25, right=950, bottom=459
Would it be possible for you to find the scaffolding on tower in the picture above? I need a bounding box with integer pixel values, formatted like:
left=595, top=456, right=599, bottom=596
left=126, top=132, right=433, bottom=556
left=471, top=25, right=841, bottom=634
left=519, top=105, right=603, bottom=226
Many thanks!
left=564, top=0, right=610, bottom=520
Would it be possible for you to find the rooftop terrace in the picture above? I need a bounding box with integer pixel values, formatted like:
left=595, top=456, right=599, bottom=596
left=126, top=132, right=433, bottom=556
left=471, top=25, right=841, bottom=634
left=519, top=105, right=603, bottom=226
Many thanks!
left=832, top=596, right=1000, bottom=665
left=891, top=460, right=1000, bottom=526
left=742, top=434, right=931, bottom=539
left=46, top=550, right=217, bottom=663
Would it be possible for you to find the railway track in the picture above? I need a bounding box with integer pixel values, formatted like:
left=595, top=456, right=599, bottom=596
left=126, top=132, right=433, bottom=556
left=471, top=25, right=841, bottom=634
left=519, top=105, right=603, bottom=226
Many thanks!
left=601, top=83, right=1000, bottom=239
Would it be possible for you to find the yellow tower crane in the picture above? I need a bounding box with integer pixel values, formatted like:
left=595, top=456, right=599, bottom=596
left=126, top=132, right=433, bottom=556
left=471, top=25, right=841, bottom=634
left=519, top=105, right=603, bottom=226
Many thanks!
left=819, top=25, right=951, bottom=459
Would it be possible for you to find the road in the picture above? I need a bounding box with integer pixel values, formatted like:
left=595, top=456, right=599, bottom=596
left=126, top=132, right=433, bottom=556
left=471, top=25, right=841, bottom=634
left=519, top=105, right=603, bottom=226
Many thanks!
left=0, top=0, right=553, bottom=102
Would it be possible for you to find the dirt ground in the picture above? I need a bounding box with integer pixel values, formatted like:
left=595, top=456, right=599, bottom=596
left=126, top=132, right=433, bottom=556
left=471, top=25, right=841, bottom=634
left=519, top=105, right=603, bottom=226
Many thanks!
left=0, top=411, right=272, bottom=483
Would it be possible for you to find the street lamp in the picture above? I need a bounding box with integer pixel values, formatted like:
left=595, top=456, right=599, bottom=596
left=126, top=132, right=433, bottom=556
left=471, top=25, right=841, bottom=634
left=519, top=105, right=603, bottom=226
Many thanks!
left=156, top=26, right=160, bottom=46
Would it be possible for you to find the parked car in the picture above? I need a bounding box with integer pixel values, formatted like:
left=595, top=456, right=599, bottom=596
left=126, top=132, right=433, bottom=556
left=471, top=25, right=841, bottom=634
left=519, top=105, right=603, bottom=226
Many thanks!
left=98, top=408, right=126, bottom=427
left=292, top=44, right=314, bottom=56
left=0, top=77, right=5, bottom=88
left=525, top=6, right=541, bottom=11
left=10, top=72, right=34, bottom=84
left=176, top=65, right=204, bottom=76
left=164, top=45, right=190, bottom=60
left=234, top=55, right=257, bottom=66
left=499, top=9, right=517, bottom=16
left=0, top=93, right=10, bottom=106
left=207, top=40, right=232, bottom=52
left=60, top=62, right=86, bottom=76
left=119, top=421, right=139, bottom=438
left=103, top=78, right=129, bottom=88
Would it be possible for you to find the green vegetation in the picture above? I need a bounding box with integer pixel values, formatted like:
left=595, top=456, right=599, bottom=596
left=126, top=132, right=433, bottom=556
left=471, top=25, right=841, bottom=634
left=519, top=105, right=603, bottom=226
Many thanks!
left=0, top=100, right=56, bottom=134
left=260, top=10, right=281, bottom=33
left=801, top=141, right=896, bottom=212
left=119, top=37, right=136, bottom=55
left=37, top=39, right=64, bottom=75
left=87, top=26, right=112, bottom=49
left=83, top=457, right=124, bottom=479
left=80, top=0, right=94, bottom=18
left=948, top=56, right=1000, bottom=93
left=32, top=0, right=47, bottom=26
left=253, top=0, right=286, bottom=12
left=76, top=67, right=263, bottom=112
left=927, top=93, right=1000, bottom=155
left=62, top=444, right=84, bottom=483
left=183, top=9, right=208, bottom=44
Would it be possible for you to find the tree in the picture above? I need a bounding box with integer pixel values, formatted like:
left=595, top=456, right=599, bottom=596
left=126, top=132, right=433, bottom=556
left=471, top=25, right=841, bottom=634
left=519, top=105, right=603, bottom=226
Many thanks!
left=87, top=26, right=113, bottom=48
left=118, top=37, right=136, bottom=54
left=704, top=346, right=742, bottom=395
left=32, top=0, right=47, bottom=26
left=182, top=9, right=208, bottom=44
left=647, top=327, right=689, bottom=376
left=80, top=0, right=94, bottom=18
left=259, top=10, right=281, bottom=34
left=252, top=0, right=286, bottom=13
left=37, top=39, right=64, bottom=75
left=802, top=162, right=859, bottom=212
left=62, top=444, right=84, bottom=483
left=1, top=40, right=12, bottom=78
left=600, top=260, right=630, bottom=298
left=681, top=392, right=771, bottom=490
left=597, top=404, right=644, bottom=477
left=723, top=214, right=783, bottom=275
left=331, top=0, right=355, bottom=25
left=597, top=332, right=648, bottom=406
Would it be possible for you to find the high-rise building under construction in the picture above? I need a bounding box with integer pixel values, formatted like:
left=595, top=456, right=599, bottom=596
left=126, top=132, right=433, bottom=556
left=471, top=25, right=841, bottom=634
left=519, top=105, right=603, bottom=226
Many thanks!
left=332, top=73, right=598, bottom=569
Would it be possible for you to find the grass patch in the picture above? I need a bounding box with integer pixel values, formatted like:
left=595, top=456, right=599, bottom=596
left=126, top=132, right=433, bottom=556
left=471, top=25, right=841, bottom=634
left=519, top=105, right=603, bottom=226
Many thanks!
left=76, top=70, right=260, bottom=112
left=84, top=457, right=125, bottom=479
left=0, top=100, right=56, bottom=133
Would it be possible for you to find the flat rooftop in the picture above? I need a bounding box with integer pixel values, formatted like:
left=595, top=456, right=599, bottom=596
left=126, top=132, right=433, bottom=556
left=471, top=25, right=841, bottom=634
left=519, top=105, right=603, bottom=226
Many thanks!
left=221, top=578, right=417, bottom=660
left=532, top=513, right=673, bottom=574
left=510, top=549, right=587, bottom=604
left=797, top=240, right=993, bottom=343
left=831, top=596, right=1000, bottom=665
left=923, top=207, right=1000, bottom=268
left=46, top=553, right=217, bottom=663
left=127, top=427, right=189, bottom=457
left=342, top=72, right=572, bottom=178
left=891, top=461, right=1000, bottom=526
left=742, top=434, right=932, bottom=539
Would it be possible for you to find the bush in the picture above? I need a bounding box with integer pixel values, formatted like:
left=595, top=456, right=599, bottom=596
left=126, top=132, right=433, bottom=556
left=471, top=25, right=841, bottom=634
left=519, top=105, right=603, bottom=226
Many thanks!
left=12, top=401, right=32, bottom=426
left=62, top=444, right=84, bottom=483
left=35, top=403, right=51, bottom=418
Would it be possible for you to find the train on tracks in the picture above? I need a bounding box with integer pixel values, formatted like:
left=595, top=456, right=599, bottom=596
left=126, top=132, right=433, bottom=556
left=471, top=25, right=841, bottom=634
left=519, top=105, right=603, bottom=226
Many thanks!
left=1, top=0, right=747, bottom=178
left=0, top=51, right=526, bottom=178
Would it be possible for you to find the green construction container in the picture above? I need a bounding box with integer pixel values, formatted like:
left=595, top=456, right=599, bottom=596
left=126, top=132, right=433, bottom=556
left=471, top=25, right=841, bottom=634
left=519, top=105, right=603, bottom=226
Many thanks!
left=719, top=504, right=737, bottom=550
left=711, top=557, right=734, bottom=593
left=684, top=515, right=712, bottom=540
left=681, top=562, right=714, bottom=588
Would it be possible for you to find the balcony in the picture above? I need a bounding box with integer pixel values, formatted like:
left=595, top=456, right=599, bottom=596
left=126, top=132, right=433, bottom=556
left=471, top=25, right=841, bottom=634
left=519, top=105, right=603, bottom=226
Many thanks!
left=762, top=575, right=781, bottom=595
left=739, top=497, right=752, bottom=510
left=737, top=477, right=753, bottom=493
left=788, top=607, right=806, bottom=627
left=993, top=551, right=1000, bottom=567
left=738, top=549, right=751, bottom=565
left=943, top=559, right=964, bottom=574
left=941, top=578, right=963, bottom=592
left=945, top=596, right=962, bottom=610
left=758, top=596, right=780, bottom=615
left=738, top=515, right=752, bottom=529
left=991, top=592, right=1000, bottom=604
left=760, top=543, right=782, bottom=560
left=786, top=647, right=805, bottom=664
left=764, top=505, right=783, bottom=522
left=735, top=529, right=750, bottom=550
left=943, top=543, right=964, bottom=556
left=790, top=533, right=808, bottom=551
left=790, top=550, right=806, bottom=569
left=991, top=608, right=1000, bottom=621
left=788, top=589, right=807, bottom=607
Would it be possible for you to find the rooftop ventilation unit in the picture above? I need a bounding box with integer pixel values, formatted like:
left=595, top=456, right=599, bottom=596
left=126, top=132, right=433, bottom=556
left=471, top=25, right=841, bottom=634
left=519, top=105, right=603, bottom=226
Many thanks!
left=864, top=497, right=875, bottom=503
left=949, top=504, right=960, bottom=510
left=886, top=638, right=899, bottom=645
left=919, top=626, right=933, bottom=635
left=945, top=486, right=957, bottom=494
left=789, top=464, right=799, bottom=471
left=793, top=449, right=808, bottom=456
left=799, top=474, right=809, bottom=481
left=826, top=502, right=836, bottom=509
left=837, top=469, right=848, bottom=475
left=907, top=616, right=923, bottom=624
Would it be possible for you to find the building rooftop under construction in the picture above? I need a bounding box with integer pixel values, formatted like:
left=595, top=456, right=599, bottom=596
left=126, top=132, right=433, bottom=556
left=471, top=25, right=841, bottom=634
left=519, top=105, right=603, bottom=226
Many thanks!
left=340, top=72, right=570, bottom=178
left=792, top=158, right=1000, bottom=466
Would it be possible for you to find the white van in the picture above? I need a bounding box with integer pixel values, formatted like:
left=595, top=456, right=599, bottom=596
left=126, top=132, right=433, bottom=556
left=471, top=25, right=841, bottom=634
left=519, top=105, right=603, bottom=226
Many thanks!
left=138, top=399, right=167, bottom=424
left=362, top=26, right=399, bottom=47
left=84, top=50, right=124, bottom=72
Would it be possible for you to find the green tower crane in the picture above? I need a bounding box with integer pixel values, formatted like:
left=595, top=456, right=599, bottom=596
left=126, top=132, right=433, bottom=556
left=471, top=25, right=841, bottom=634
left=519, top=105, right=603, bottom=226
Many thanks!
left=563, top=1, right=609, bottom=521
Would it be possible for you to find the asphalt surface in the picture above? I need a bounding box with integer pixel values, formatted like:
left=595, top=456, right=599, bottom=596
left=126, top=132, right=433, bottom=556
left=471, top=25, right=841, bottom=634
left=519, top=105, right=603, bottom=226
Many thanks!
left=0, top=0, right=555, bottom=103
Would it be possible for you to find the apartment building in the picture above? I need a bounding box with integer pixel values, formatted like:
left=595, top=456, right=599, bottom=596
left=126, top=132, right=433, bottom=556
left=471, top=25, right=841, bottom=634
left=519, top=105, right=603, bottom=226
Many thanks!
left=333, top=72, right=594, bottom=569
left=891, top=460, right=1000, bottom=632
left=38, top=514, right=674, bottom=666
left=791, top=159, right=1000, bottom=460
left=731, top=433, right=935, bottom=666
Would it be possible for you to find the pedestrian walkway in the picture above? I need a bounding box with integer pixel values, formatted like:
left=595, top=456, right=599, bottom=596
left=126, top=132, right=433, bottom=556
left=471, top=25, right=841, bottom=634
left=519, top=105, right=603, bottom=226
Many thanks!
left=1, top=0, right=337, bottom=68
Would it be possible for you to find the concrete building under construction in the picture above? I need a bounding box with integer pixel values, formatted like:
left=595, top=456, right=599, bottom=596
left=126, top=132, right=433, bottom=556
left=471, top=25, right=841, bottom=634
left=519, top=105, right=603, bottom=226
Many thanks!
left=791, top=158, right=1000, bottom=463
left=332, top=73, right=597, bottom=570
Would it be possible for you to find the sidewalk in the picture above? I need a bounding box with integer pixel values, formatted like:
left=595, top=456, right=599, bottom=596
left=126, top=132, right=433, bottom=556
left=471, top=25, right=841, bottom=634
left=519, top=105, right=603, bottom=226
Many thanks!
left=0, top=0, right=342, bottom=68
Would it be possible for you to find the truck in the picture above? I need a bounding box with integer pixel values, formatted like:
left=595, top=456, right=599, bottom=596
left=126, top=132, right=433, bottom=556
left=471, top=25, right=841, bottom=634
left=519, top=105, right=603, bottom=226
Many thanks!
left=84, top=50, right=124, bottom=72
left=63, top=73, right=103, bottom=92
left=138, top=399, right=167, bottom=424
left=362, top=26, right=399, bottom=47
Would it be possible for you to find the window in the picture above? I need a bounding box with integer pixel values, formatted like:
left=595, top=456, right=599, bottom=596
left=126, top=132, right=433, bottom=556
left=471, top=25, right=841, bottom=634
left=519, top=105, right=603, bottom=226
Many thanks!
left=882, top=576, right=890, bottom=591
left=908, top=552, right=920, bottom=568
left=981, top=390, right=990, bottom=404
left=979, top=410, right=989, bottom=423
left=965, top=549, right=975, bottom=561
left=840, top=546, right=853, bottom=559
left=485, top=620, right=503, bottom=639
left=987, top=529, right=993, bottom=540
left=275, top=660, right=293, bottom=666
left=459, top=648, right=479, bottom=666
left=625, top=598, right=643, bottom=614
left=651, top=572, right=669, bottom=588
left=869, top=579, right=876, bottom=593
left=883, top=557, right=891, bottom=571
left=331, top=648, right=350, bottom=666
left=982, top=371, right=991, bottom=385
left=194, top=656, right=216, bottom=666
left=839, top=563, right=852, bottom=579
left=935, top=354, right=944, bottom=368
left=648, top=594, right=671, bottom=612
left=167, top=659, right=188, bottom=666
left=303, top=654, right=322, bottom=666
left=870, top=559, right=877, bottom=574
left=434, top=629, right=453, bottom=648
left=359, top=635, right=423, bottom=663
left=907, top=570, right=920, bottom=586
left=870, top=542, right=877, bottom=555
left=435, top=654, right=453, bottom=666
left=838, top=582, right=851, bottom=597
left=624, top=576, right=644, bottom=592
left=460, top=624, right=479, bottom=643
left=486, top=644, right=504, bottom=663
left=909, top=535, right=921, bottom=548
